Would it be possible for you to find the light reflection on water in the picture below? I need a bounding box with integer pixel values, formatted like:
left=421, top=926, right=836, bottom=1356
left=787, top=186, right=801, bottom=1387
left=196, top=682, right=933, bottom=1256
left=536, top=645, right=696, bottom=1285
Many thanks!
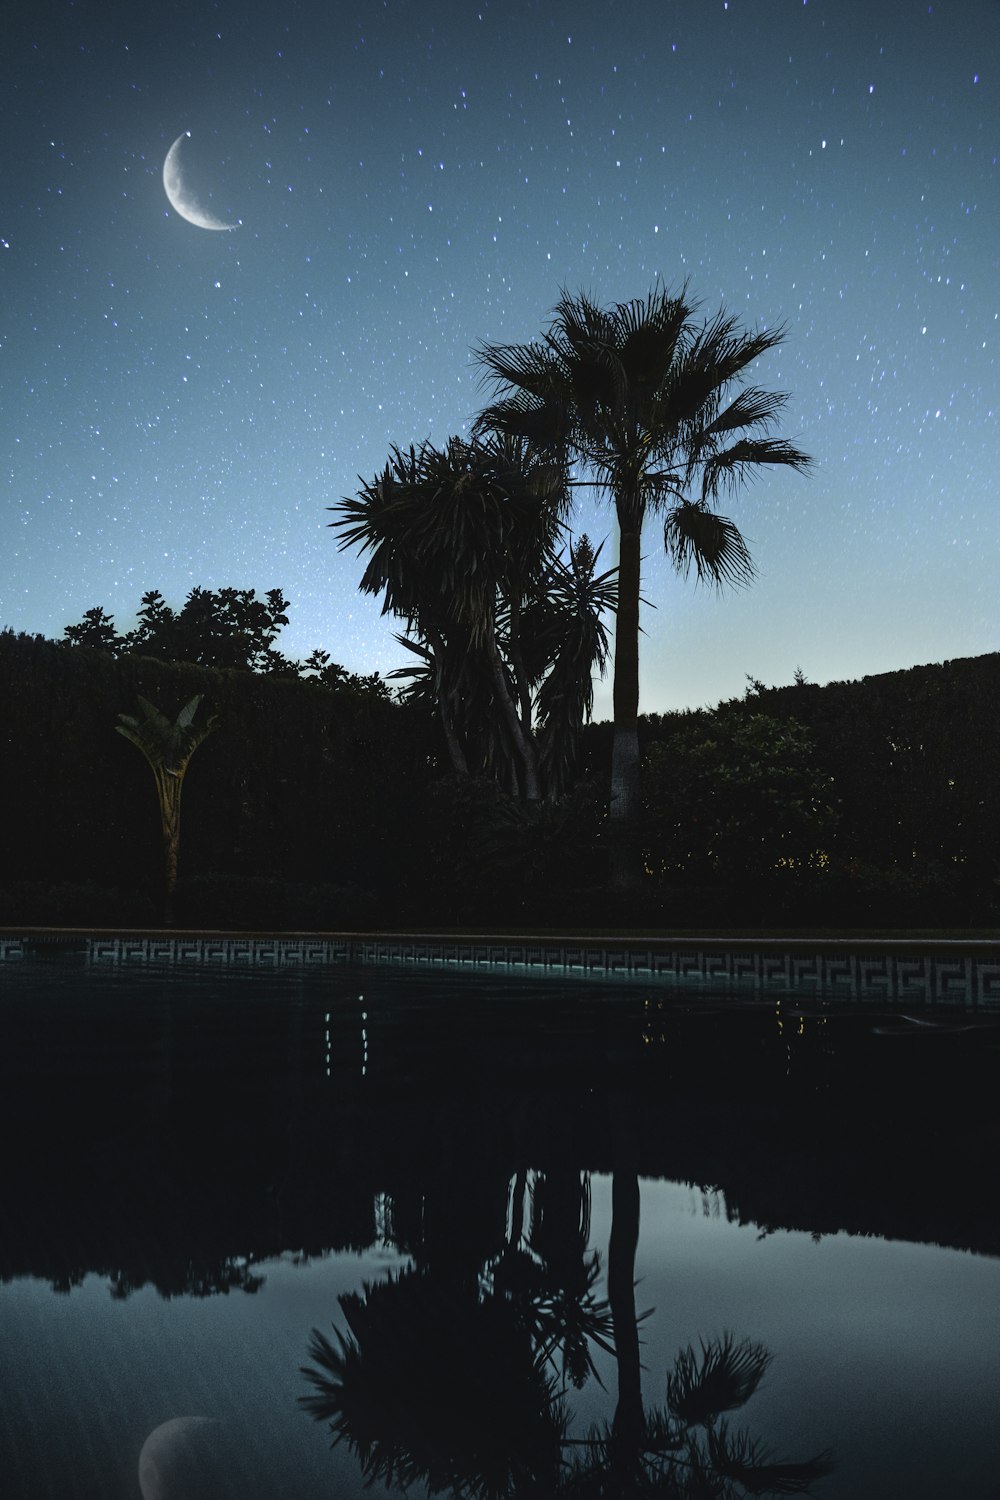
left=0, top=960, right=998, bottom=1497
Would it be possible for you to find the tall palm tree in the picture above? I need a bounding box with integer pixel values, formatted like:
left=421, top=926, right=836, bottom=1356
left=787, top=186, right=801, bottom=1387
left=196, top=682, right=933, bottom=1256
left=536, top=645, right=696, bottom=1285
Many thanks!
left=475, top=285, right=812, bottom=883
left=116, top=694, right=217, bottom=924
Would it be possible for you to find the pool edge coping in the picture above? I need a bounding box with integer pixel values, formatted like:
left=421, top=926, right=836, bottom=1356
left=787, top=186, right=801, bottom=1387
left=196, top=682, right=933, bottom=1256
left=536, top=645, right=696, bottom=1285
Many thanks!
left=2, top=925, right=999, bottom=955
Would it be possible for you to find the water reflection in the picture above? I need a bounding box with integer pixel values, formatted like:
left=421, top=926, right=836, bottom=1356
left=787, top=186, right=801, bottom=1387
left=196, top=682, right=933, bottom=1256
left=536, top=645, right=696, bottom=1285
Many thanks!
left=3, top=967, right=997, bottom=1301
left=300, top=1274, right=834, bottom=1497
left=298, top=1045, right=836, bottom=1497
left=0, top=962, right=997, bottom=1497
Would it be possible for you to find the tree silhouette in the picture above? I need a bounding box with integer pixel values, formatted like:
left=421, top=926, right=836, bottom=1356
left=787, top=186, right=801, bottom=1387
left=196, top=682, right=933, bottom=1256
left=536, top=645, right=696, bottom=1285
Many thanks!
left=115, top=694, right=218, bottom=923
left=63, top=587, right=389, bottom=689
left=63, top=605, right=122, bottom=653
left=561, top=1332, right=834, bottom=1498
left=301, top=1152, right=833, bottom=1499
left=301, top=1268, right=568, bottom=1499
left=475, top=285, right=812, bottom=882
left=123, top=586, right=293, bottom=672
left=332, top=432, right=616, bottom=799
left=301, top=1273, right=834, bottom=1498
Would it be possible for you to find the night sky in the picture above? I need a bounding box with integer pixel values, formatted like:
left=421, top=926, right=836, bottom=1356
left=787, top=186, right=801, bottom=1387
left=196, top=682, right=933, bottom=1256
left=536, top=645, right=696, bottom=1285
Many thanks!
left=3, top=0, right=996, bottom=715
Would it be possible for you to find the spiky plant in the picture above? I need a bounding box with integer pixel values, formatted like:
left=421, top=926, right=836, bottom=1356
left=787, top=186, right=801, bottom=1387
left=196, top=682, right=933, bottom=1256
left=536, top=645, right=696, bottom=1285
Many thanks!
left=116, top=694, right=218, bottom=923
left=332, top=434, right=615, bottom=801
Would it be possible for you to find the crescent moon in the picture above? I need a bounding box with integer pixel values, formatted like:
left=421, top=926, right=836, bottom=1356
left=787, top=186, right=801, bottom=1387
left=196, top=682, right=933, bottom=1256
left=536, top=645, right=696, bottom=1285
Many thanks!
left=163, top=133, right=238, bottom=231
left=138, top=1416, right=222, bottom=1500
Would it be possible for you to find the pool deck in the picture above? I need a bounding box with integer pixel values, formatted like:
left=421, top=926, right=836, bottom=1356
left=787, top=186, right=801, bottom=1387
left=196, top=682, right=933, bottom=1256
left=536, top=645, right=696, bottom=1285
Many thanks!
left=2, top=926, right=999, bottom=1005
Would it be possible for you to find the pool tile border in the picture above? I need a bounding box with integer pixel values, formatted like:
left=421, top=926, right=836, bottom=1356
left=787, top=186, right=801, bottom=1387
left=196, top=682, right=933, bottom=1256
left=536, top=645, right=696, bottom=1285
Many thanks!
left=1, top=931, right=999, bottom=1007
left=84, top=935, right=354, bottom=966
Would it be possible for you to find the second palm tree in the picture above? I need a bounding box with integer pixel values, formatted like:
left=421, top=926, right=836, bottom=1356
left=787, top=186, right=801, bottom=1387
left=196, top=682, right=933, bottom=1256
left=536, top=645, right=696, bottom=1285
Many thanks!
left=475, top=285, right=812, bottom=886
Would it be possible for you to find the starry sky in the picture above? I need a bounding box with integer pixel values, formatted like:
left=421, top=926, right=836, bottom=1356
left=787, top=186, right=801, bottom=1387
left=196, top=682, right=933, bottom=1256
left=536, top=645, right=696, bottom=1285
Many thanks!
left=3, top=0, right=997, bottom=715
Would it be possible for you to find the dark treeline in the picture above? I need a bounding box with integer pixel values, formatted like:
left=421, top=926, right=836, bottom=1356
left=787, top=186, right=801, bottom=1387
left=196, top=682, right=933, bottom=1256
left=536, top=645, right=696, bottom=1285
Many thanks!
left=3, top=622, right=999, bottom=929
left=62, top=584, right=386, bottom=691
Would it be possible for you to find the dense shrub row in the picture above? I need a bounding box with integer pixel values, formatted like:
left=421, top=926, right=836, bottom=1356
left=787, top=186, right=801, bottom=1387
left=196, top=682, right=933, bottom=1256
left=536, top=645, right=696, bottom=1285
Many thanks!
left=627, top=654, right=1000, bottom=927
left=3, top=628, right=998, bottom=929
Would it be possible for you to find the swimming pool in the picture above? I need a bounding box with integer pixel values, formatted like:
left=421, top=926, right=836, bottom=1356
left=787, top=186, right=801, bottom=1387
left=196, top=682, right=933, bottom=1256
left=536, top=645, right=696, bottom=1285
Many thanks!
left=1, top=950, right=998, bottom=1497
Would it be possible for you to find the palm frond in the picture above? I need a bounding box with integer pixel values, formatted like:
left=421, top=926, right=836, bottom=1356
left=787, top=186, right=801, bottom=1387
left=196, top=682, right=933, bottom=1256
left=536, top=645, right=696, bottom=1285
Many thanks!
left=612, top=287, right=691, bottom=394
left=298, top=1325, right=351, bottom=1422
left=656, top=316, right=785, bottom=443
left=134, top=695, right=174, bottom=738
left=474, top=395, right=575, bottom=458
left=706, top=1421, right=835, bottom=1495
left=175, top=694, right=205, bottom=731
left=699, top=385, right=791, bottom=440
left=692, top=313, right=786, bottom=386
left=116, top=695, right=217, bottom=773
left=700, top=437, right=813, bottom=501
left=663, top=504, right=755, bottom=590
left=666, top=1333, right=773, bottom=1427
left=474, top=337, right=558, bottom=397
left=553, top=287, right=620, bottom=353
left=531, top=1284, right=617, bottom=1390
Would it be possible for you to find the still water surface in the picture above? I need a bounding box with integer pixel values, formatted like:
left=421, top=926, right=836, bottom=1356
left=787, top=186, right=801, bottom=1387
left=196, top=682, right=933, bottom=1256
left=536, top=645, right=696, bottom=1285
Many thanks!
left=1, top=959, right=998, bottom=1498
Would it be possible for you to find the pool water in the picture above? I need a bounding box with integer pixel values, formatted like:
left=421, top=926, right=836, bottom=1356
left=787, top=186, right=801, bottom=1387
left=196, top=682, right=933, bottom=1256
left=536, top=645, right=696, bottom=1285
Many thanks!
left=1, top=959, right=998, bottom=1498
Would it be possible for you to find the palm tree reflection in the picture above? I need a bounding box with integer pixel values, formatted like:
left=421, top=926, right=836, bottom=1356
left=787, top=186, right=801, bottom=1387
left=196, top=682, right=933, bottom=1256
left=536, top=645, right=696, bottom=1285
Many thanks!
left=300, top=1169, right=833, bottom=1499
left=482, top=1168, right=615, bottom=1394
left=301, top=1267, right=568, bottom=1497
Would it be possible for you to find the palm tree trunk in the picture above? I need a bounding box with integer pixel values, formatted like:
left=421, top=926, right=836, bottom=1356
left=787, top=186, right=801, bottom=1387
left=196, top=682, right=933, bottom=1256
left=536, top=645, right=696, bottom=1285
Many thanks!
left=509, top=1166, right=528, bottom=1248
left=489, top=639, right=541, bottom=801
left=608, top=1165, right=643, bottom=1480
left=439, top=702, right=469, bottom=776
left=505, top=596, right=534, bottom=739
left=609, top=520, right=642, bottom=885
left=426, top=628, right=469, bottom=776
left=156, top=770, right=183, bottom=925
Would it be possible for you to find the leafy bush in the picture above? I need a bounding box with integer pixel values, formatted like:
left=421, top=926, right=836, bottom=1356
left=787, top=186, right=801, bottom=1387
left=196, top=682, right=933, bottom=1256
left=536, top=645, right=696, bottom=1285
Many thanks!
left=642, top=710, right=836, bottom=886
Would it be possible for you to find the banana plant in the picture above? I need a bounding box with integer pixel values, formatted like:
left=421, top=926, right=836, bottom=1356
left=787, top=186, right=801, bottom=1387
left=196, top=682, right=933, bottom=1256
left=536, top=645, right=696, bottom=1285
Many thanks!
left=116, top=695, right=218, bottom=924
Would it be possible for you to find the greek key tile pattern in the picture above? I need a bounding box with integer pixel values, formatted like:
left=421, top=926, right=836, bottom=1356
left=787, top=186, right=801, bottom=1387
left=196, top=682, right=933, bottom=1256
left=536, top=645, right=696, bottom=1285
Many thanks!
left=0, top=934, right=998, bottom=1008
left=84, top=936, right=352, bottom=966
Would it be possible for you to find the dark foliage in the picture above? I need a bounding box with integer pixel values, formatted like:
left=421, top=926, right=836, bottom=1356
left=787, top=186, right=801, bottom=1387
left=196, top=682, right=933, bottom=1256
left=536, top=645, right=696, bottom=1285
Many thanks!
left=405, top=774, right=607, bottom=925
left=578, top=651, right=1000, bottom=928
left=332, top=435, right=616, bottom=801
left=301, top=1270, right=567, bottom=1500
left=4, top=620, right=1000, bottom=930
left=640, top=709, right=836, bottom=924
left=0, top=879, right=158, bottom=927
left=173, top=873, right=380, bottom=931
left=63, top=586, right=391, bottom=692
left=0, top=629, right=428, bottom=923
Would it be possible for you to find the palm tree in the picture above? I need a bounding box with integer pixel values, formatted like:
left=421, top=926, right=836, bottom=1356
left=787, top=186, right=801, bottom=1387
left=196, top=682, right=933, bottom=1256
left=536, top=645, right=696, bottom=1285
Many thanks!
left=116, top=694, right=218, bottom=924
left=562, top=1331, right=834, bottom=1498
left=474, top=285, right=812, bottom=883
left=332, top=433, right=616, bottom=800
